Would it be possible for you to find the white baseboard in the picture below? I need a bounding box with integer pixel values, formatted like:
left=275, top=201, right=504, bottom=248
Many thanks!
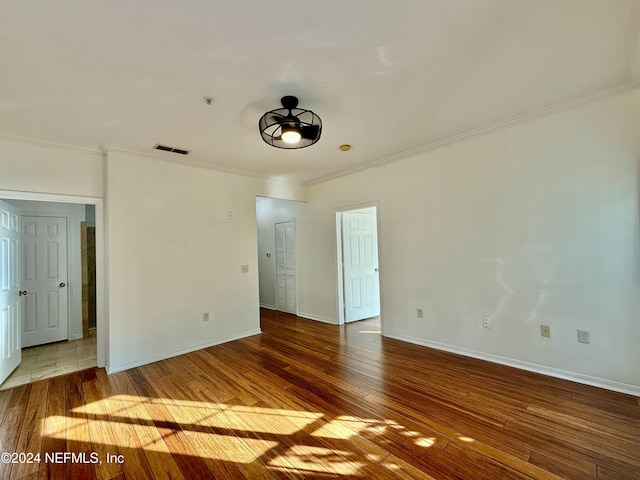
left=106, top=328, right=262, bottom=374
left=384, top=332, right=640, bottom=397
left=259, top=303, right=276, bottom=310
left=297, top=312, right=339, bottom=325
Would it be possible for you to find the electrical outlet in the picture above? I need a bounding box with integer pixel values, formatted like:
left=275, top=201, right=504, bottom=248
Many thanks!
left=416, top=308, right=424, bottom=318
left=577, top=330, right=590, bottom=344
left=241, top=264, right=249, bottom=273
left=541, top=325, right=551, bottom=338
left=203, top=312, right=209, bottom=322
left=482, top=317, right=491, bottom=329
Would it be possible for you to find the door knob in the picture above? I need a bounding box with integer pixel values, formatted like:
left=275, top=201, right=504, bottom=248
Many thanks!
left=374, top=268, right=379, bottom=272
left=59, top=282, right=66, bottom=287
left=19, top=290, right=27, bottom=296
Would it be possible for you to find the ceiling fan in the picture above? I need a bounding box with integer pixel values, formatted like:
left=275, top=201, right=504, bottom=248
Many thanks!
left=259, top=96, right=322, bottom=149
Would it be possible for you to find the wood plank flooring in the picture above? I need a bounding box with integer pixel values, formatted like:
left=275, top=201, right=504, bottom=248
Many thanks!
left=0, top=309, right=638, bottom=479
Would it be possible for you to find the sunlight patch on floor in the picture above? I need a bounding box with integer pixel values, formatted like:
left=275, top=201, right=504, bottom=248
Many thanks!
left=44, top=394, right=442, bottom=473
left=269, top=445, right=365, bottom=476
left=46, top=415, right=279, bottom=461
left=416, top=437, right=436, bottom=447
left=181, top=432, right=278, bottom=463
left=73, top=395, right=323, bottom=435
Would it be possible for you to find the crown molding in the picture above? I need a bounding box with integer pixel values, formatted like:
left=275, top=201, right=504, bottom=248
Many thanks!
left=307, top=80, right=640, bottom=186
left=101, top=144, right=308, bottom=188
left=2, top=80, right=637, bottom=189
left=0, top=132, right=102, bottom=156
left=102, top=143, right=259, bottom=178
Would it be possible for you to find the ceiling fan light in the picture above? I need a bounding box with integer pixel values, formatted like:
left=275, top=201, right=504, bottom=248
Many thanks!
left=259, top=96, right=322, bottom=149
left=281, top=127, right=302, bottom=144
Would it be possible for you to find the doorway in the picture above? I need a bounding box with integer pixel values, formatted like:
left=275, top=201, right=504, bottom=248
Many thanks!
left=0, top=191, right=104, bottom=389
left=256, top=197, right=305, bottom=315
left=336, top=204, right=381, bottom=325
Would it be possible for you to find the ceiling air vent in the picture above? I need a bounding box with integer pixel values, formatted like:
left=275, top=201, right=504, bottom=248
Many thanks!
left=153, top=144, right=190, bottom=155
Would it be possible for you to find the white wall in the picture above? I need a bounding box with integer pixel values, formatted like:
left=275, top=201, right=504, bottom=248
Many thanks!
left=256, top=197, right=307, bottom=309
left=105, top=149, right=305, bottom=371
left=5, top=200, right=86, bottom=340
left=0, top=138, right=106, bottom=366
left=303, top=90, right=640, bottom=393
left=0, top=138, right=104, bottom=197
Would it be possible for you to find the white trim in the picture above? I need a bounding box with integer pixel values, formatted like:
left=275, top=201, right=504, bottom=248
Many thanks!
left=106, top=328, right=262, bottom=374
left=335, top=212, right=345, bottom=325
left=333, top=200, right=381, bottom=212
left=308, top=80, right=640, bottom=186
left=102, top=143, right=308, bottom=188
left=385, top=332, right=640, bottom=397
left=0, top=133, right=101, bottom=156
left=0, top=191, right=103, bottom=204
left=2, top=82, right=637, bottom=188
left=260, top=303, right=277, bottom=310
left=297, top=312, right=339, bottom=325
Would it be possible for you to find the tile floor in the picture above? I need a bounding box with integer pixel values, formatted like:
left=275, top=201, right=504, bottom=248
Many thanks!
left=0, top=335, right=97, bottom=390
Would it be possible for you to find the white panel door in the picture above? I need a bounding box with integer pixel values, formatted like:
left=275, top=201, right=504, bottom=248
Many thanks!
left=0, top=200, right=21, bottom=384
left=21, top=216, right=69, bottom=347
left=275, top=221, right=296, bottom=314
left=343, top=211, right=380, bottom=322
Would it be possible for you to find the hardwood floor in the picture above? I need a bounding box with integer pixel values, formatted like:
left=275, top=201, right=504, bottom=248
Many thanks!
left=0, top=309, right=638, bottom=479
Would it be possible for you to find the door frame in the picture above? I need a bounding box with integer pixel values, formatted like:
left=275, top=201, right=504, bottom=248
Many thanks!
left=335, top=201, right=383, bottom=330
left=0, top=190, right=106, bottom=369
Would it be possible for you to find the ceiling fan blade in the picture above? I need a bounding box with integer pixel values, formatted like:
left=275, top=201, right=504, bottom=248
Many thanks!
left=300, top=124, right=320, bottom=140
left=268, top=113, right=286, bottom=124
left=269, top=113, right=302, bottom=125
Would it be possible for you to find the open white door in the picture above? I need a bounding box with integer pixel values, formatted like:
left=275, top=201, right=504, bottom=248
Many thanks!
left=0, top=200, right=21, bottom=384
left=343, top=209, right=380, bottom=322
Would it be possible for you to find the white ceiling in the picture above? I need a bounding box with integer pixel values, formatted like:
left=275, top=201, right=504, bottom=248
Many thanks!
left=1, top=1, right=639, bottom=184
